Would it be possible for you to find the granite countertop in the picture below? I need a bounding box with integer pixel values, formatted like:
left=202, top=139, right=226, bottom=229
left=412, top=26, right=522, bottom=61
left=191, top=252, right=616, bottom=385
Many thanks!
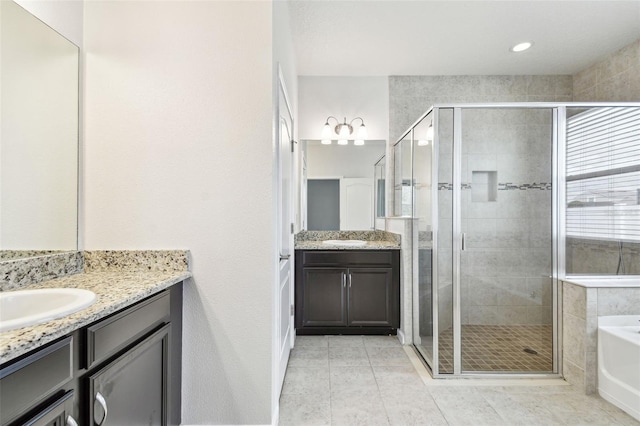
left=0, top=270, right=191, bottom=364
left=295, top=240, right=400, bottom=250
left=294, top=230, right=401, bottom=250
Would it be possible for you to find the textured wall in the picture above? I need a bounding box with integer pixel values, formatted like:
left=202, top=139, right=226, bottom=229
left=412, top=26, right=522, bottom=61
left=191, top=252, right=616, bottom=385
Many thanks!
left=573, top=38, right=640, bottom=102
left=389, top=75, right=573, bottom=143
left=389, top=75, right=572, bottom=327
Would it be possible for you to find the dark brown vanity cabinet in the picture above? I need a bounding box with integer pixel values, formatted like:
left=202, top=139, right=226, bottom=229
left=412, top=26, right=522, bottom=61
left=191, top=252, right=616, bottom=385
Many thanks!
left=295, top=250, right=400, bottom=335
left=88, top=324, right=170, bottom=426
left=0, top=283, right=183, bottom=426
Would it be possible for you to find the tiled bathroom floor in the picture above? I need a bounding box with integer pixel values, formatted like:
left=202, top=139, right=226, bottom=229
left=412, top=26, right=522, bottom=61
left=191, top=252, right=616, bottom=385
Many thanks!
left=436, top=324, right=553, bottom=373
left=278, top=335, right=638, bottom=426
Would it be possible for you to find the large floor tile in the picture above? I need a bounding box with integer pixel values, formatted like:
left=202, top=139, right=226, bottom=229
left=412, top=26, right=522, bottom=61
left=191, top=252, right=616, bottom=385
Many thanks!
left=279, top=393, right=331, bottom=426
left=363, top=335, right=403, bottom=348
left=331, top=388, right=389, bottom=426
left=430, top=388, right=507, bottom=425
left=329, top=346, right=370, bottom=367
left=328, top=335, right=365, bottom=348
left=481, top=390, right=562, bottom=425
left=296, top=335, right=330, bottom=348
left=380, top=390, right=448, bottom=426
left=373, top=365, right=427, bottom=393
left=366, top=346, right=414, bottom=367
left=330, top=365, right=378, bottom=391
left=282, top=367, right=330, bottom=396
left=288, top=347, right=329, bottom=368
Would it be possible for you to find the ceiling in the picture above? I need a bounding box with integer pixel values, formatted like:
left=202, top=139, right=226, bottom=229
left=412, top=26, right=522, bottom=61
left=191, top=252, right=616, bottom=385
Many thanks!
left=289, top=0, right=640, bottom=76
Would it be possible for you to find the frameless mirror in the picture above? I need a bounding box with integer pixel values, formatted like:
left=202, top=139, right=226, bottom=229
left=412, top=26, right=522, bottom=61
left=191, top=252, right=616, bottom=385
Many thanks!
left=303, top=140, right=386, bottom=231
left=0, top=1, right=79, bottom=260
left=374, top=155, right=386, bottom=218
left=394, top=136, right=413, bottom=216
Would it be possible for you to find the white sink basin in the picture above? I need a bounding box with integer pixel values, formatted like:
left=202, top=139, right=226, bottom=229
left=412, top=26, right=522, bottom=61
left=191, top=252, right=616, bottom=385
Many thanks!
left=0, top=288, right=96, bottom=332
left=322, top=239, right=368, bottom=247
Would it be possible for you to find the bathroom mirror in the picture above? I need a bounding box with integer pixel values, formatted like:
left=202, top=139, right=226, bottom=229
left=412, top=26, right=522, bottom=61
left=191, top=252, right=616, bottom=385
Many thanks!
left=303, top=140, right=386, bottom=231
left=0, top=1, right=79, bottom=260
left=374, top=155, right=386, bottom=218
left=394, top=136, right=413, bottom=216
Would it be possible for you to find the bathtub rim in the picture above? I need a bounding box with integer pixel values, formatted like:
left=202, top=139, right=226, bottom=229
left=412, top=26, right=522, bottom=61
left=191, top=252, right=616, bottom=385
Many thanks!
left=562, top=275, right=640, bottom=288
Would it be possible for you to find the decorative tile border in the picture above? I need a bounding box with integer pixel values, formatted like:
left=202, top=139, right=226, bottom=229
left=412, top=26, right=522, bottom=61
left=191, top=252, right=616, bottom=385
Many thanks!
left=438, top=182, right=552, bottom=191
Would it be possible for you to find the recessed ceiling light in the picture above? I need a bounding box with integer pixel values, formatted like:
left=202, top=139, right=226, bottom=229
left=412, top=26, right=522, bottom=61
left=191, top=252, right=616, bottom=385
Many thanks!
left=511, top=41, right=533, bottom=53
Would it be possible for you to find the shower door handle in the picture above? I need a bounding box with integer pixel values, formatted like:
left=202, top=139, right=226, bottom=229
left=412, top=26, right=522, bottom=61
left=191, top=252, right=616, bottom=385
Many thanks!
left=461, top=233, right=467, bottom=251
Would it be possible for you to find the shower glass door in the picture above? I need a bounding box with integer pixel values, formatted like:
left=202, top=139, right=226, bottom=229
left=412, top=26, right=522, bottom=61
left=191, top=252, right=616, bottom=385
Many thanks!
left=458, top=107, right=555, bottom=373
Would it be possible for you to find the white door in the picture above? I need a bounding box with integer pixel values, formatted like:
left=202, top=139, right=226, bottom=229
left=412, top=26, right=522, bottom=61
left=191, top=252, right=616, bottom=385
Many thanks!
left=277, top=69, right=294, bottom=392
left=340, top=178, right=373, bottom=230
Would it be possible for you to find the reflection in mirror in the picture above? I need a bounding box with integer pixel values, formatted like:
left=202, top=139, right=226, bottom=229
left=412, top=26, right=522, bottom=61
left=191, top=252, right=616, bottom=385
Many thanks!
left=413, top=111, right=434, bottom=231
left=374, top=156, right=385, bottom=218
left=303, top=140, right=386, bottom=231
left=394, top=135, right=413, bottom=216
left=0, top=1, right=79, bottom=260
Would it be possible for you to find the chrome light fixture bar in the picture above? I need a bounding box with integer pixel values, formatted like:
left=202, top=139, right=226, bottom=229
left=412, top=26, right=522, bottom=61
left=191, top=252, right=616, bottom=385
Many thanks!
left=321, top=116, right=367, bottom=145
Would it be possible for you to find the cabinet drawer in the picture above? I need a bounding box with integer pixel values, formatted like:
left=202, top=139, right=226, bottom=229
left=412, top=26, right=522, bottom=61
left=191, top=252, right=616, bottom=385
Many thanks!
left=86, top=291, right=169, bottom=369
left=0, top=337, right=73, bottom=425
left=22, top=390, right=75, bottom=426
left=300, top=250, right=394, bottom=267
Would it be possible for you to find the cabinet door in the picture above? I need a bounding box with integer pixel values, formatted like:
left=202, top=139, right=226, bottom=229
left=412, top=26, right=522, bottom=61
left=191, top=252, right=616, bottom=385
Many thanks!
left=348, top=268, right=396, bottom=327
left=21, top=391, right=76, bottom=426
left=87, top=325, right=170, bottom=426
left=299, top=268, right=347, bottom=327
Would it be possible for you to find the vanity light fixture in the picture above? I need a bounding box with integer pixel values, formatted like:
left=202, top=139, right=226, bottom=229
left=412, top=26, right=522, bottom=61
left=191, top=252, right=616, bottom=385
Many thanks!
left=510, top=41, right=533, bottom=52
left=321, top=116, right=367, bottom=146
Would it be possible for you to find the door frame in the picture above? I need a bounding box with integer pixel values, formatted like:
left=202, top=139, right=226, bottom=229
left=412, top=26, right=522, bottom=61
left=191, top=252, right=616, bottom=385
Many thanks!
left=272, top=64, right=295, bottom=421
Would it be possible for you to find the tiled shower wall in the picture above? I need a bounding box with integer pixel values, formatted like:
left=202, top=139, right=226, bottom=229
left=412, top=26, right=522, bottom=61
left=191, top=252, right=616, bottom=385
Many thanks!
left=459, top=109, right=554, bottom=325
left=573, top=38, right=640, bottom=102
left=389, top=75, right=573, bottom=143
left=390, top=75, right=572, bottom=327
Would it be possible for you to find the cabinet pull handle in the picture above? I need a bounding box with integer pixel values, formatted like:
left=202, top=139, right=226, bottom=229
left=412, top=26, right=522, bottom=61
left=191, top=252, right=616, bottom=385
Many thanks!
left=95, top=392, right=108, bottom=426
left=66, top=415, right=79, bottom=426
left=348, top=273, right=352, bottom=288
left=342, top=272, right=346, bottom=288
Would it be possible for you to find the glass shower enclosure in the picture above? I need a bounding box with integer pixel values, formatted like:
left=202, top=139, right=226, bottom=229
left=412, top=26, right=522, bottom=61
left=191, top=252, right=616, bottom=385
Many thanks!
left=406, top=104, right=558, bottom=376
left=405, top=103, right=640, bottom=377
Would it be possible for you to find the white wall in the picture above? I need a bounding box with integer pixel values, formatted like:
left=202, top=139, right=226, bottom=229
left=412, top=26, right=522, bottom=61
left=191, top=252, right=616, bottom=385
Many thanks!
left=83, top=2, right=276, bottom=424
left=298, top=76, right=389, bottom=140
left=14, top=0, right=83, bottom=47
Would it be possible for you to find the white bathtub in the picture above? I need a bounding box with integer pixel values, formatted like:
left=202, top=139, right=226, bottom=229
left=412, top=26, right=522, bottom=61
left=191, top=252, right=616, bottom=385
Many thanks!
left=598, top=315, right=640, bottom=421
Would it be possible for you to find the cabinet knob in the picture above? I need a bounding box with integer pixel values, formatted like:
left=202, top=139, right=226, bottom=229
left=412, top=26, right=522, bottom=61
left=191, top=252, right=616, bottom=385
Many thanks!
left=95, top=392, right=109, bottom=426
left=66, top=415, right=79, bottom=426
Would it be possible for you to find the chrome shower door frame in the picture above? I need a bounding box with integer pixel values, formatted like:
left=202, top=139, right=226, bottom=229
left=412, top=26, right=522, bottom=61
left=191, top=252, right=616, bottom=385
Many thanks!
left=430, top=103, right=562, bottom=378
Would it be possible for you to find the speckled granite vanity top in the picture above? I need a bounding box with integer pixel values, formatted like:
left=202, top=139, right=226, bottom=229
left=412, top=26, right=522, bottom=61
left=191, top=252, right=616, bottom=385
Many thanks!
left=0, top=250, right=191, bottom=364
left=295, top=230, right=400, bottom=250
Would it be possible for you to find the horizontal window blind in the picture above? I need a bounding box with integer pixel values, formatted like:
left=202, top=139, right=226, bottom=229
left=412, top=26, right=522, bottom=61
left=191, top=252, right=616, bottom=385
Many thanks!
left=566, top=107, right=640, bottom=242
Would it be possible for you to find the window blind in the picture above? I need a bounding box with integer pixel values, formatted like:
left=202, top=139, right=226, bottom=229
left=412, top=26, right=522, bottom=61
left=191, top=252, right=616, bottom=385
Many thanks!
left=566, top=107, right=640, bottom=242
